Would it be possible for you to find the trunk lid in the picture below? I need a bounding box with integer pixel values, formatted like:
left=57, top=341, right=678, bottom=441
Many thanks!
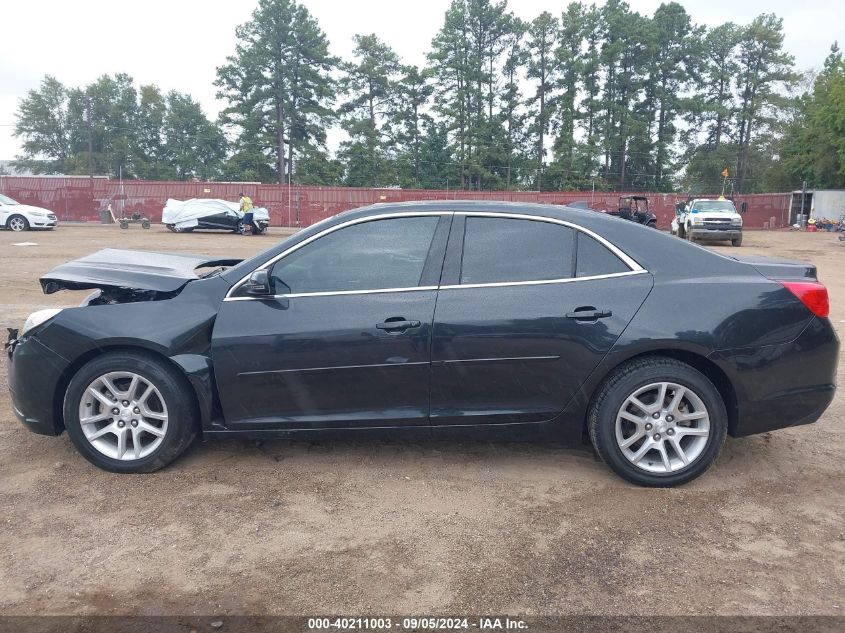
left=728, top=253, right=817, bottom=281
left=40, top=248, right=241, bottom=294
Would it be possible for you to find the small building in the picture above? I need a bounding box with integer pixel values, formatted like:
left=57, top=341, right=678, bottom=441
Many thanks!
left=790, top=189, right=845, bottom=223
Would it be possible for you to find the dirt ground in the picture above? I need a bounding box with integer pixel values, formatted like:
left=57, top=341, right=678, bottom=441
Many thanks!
left=0, top=224, right=843, bottom=618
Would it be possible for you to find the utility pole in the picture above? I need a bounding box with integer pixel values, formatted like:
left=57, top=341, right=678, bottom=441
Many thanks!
left=800, top=180, right=807, bottom=228
left=86, top=94, right=95, bottom=214
left=86, top=95, right=94, bottom=182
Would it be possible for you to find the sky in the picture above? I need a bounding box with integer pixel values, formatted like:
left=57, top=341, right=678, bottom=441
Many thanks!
left=0, top=0, right=839, bottom=161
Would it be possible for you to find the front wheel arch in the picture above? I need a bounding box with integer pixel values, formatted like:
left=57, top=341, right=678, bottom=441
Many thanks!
left=54, top=344, right=203, bottom=435
left=7, top=214, right=30, bottom=231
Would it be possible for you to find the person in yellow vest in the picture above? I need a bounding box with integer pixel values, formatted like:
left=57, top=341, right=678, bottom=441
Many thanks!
left=239, top=192, right=254, bottom=235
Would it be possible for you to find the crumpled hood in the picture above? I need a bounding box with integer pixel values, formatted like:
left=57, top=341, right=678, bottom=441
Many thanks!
left=40, top=248, right=241, bottom=294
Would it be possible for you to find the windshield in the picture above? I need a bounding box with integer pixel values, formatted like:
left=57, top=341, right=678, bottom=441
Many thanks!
left=692, top=200, right=736, bottom=213
left=0, top=193, right=19, bottom=205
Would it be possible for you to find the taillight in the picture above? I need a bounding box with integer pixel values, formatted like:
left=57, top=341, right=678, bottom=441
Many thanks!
left=780, top=281, right=830, bottom=318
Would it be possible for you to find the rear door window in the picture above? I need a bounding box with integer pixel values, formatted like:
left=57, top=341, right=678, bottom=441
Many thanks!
left=460, top=217, right=575, bottom=285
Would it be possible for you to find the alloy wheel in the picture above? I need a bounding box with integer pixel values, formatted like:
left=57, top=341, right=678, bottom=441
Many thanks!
left=615, top=381, right=710, bottom=473
left=77, top=371, right=169, bottom=461
left=9, top=217, right=26, bottom=231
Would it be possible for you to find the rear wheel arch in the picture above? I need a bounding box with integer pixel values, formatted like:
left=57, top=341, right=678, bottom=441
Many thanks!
left=53, top=344, right=204, bottom=434
left=584, top=349, right=739, bottom=438
left=586, top=353, right=729, bottom=485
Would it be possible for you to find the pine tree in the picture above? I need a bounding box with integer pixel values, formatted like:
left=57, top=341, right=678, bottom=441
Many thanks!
left=526, top=11, right=559, bottom=190
left=338, top=34, right=401, bottom=186
left=215, top=0, right=335, bottom=184
left=734, top=14, right=797, bottom=192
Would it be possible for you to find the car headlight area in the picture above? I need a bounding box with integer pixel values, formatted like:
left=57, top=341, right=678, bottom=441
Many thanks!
left=22, top=308, right=63, bottom=336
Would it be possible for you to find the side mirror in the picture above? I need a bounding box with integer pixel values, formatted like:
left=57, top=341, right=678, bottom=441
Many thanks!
left=244, top=270, right=271, bottom=296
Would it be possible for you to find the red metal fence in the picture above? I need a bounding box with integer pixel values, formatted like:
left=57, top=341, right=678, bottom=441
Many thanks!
left=0, top=176, right=793, bottom=229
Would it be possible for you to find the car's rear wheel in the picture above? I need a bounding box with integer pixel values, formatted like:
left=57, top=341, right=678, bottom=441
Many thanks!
left=8, top=214, right=29, bottom=232
left=588, top=357, right=727, bottom=487
left=63, top=351, right=198, bottom=473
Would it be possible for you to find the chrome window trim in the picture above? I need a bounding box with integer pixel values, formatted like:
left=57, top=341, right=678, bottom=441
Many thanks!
left=226, top=285, right=439, bottom=301
left=439, top=269, right=647, bottom=291
left=224, top=209, right=645, bottom=302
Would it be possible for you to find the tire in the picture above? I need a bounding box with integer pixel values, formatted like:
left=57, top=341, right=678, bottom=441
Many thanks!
left=588, top=357, right=727, bottom=487
left=63, top=351, right=198, bottom=473
left=731, top=235, right=742, bottom=247
left=647, top=220, right=657, bottom=229
left=685, top=226, right=695, bottom=243
left=8, top=214, right=29, bottom=232
left=236, top=221, right=245, bottom=234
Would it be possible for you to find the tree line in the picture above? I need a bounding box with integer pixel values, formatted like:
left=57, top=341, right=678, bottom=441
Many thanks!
left=11, top=0, right=845, bottom=193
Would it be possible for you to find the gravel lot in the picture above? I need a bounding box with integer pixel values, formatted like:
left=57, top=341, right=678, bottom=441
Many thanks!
left=0, top=224, right=843, bottom=618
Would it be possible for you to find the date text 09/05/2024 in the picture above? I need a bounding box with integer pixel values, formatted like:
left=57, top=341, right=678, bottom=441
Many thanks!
left=307, top=617, right=528, bottom=630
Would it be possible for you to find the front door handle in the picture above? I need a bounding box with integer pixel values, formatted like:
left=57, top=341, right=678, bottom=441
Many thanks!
left=565, top=307, right=612, bottom=321
left=376, top=318, right=421, bottom=332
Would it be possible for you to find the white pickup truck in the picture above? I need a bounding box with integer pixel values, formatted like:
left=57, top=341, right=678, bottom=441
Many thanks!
left=671, top=198, right=743, bottom=247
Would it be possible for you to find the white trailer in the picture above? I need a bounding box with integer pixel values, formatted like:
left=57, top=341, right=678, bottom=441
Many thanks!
left=791, top=189, right=845, bottom=223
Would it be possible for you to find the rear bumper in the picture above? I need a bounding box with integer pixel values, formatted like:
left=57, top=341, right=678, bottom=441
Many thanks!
left=711, top=316, right=839, bottom=437
left=7, top=334, right=68, bottom=436
left=690, top=228, right=741, bottom=240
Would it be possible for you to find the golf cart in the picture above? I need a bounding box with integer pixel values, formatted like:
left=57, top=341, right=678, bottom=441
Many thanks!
left=610, top=196, right=657, bottom=228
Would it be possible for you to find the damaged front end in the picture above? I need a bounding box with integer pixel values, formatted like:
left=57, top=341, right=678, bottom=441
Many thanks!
left=77, top=287, right=179, bottom=306
left=39, top=248, right=241, bottom=304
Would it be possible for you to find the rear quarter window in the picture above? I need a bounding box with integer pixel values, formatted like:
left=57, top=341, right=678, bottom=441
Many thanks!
left=575, top=233, right=629, bottom=278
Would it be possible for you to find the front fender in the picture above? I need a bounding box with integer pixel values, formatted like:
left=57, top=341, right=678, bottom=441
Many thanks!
left=170, top=353, right=219, bottom=430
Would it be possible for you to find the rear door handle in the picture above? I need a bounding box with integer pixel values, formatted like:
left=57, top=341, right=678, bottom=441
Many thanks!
left=565, top=308, right=612, bottom=321
left=376, top=319, right=421, bottom=332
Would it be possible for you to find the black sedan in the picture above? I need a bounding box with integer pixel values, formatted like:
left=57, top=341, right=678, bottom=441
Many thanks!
left=6, top=202, right=838, bottom=486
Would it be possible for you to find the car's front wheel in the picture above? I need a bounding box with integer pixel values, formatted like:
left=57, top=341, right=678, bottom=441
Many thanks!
left=588, top=357, right=727, bottom=487
left=8, top=214, right=29, bottom=232
left=63, top=351, right=198, bottom=473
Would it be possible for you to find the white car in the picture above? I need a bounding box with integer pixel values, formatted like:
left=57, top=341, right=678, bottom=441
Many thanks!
left=0, top=193, right=58, bottom=231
